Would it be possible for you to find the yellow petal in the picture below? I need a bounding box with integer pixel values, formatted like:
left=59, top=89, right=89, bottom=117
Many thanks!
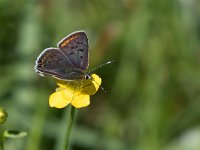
left=56, top=87, right=65, bottom=92
left=56, top=80, right=67, bottom=88
left=81, top=74, right=102, bottom=95
left=62, top=86, right=75, bottom=101
left=52, top=74, right=102, bottom=109
left=91, top=74, right=102, bottom=91
left=49, top=91, right=71, bottom=108
left=57, top=80, right=79, bottom=89
left=71, top=94, right=90, bottom=108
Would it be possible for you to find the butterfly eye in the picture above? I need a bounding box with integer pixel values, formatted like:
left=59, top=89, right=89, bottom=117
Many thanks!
left=85, top=74, right=91, bottom=80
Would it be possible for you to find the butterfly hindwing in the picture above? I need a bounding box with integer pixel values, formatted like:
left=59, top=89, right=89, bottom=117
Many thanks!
left=57, top=31, right=89, bottom=70
left=35, top=48, right=85, bottom=80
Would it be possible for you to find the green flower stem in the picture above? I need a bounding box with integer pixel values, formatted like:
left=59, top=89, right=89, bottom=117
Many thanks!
left=0, top=140, right=4, bottom=150
left=63, top=105, right=76, bottom=150
left=0, top=128, right=4, bottom=150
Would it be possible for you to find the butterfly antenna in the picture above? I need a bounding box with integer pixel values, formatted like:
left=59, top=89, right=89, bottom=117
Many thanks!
left=88, top=59, right=114, bottom=74
left=89, top=59, right=114, bottom=93
left=100, top=86, right=107, bottom=93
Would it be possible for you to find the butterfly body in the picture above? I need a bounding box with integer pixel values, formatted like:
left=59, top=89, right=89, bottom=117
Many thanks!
left=35, top=31, right=89, bottom=81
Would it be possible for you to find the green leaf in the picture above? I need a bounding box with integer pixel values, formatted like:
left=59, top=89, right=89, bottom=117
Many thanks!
left=3, top=130, right=27, bottom=139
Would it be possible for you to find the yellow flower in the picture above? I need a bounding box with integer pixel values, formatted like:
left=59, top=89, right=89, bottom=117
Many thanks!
left=49, top=74, right=102, bottom=108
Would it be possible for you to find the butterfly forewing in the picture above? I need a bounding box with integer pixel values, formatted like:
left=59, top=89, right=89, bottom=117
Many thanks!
left=35, top=48, right=85, bottom=80
left=57, top=31, right=89, bottom=70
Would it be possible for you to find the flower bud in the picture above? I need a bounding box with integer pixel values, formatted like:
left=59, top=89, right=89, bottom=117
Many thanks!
left=0, top=107, right=8, bottom=124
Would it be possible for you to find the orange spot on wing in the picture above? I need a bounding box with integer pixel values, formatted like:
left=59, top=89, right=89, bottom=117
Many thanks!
left=60, top=35, right=78, bottom=48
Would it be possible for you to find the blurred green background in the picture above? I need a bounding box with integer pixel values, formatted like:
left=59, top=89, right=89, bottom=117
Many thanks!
left=1, top=0, right=200, bottom=150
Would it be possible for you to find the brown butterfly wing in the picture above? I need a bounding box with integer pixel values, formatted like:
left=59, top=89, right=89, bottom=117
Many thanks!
left=35, top=48, right=85, bottom=80
left=57, top=31, right=89, bottom=71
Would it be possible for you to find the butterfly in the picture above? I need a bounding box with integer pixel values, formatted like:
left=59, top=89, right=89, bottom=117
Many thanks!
left=35, top=31, right=90, bottom=81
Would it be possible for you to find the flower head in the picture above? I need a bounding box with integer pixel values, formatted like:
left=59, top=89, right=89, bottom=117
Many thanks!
left=49, top=74, right=102, bottom=108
